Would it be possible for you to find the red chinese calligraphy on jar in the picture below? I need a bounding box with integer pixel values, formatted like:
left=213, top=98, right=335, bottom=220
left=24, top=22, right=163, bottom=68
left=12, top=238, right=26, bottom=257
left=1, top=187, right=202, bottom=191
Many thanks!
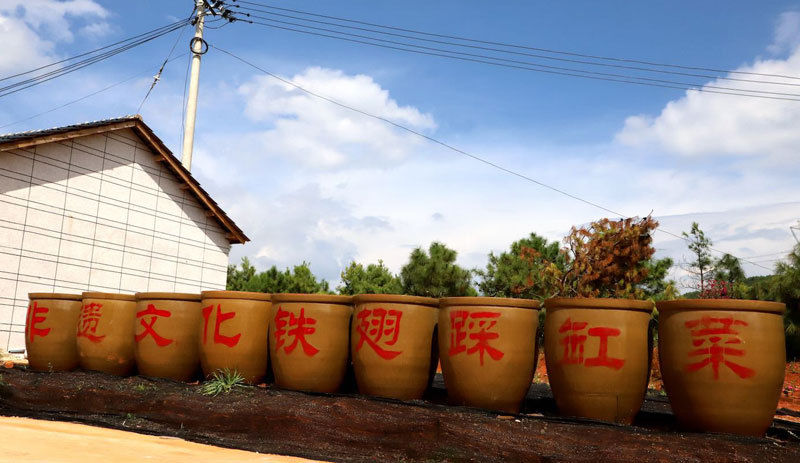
left=134, top=293, right=202, bottom=382
left=439, top=297, right=539, bottom=413
left=351, top=294, right=438, bottom=400
left=199, top=291, right=270, bottom=384
left=270, top=294, right=353, bottom=393
left=544, top=297, right=653, bottom=425
left=657, top=299, right=786, bottom=436
left=77, top=292, right=137, bottom=376
left=25, top=293, right=82, bottom=371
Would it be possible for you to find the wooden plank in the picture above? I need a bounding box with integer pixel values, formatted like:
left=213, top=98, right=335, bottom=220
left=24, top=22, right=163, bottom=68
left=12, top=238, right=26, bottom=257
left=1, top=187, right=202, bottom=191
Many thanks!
left=0, top=121, right=138, bottom=152
left=0, top=367, right=797, bottom=463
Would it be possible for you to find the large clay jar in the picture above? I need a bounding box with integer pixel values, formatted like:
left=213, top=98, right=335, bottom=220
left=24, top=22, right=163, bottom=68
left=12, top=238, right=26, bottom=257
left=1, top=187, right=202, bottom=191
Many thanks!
left=199, top=291, right=270, bottom=384
left=351, top=294, right=438, bottom=400
left=25, top=293, right=82, bottom=371
left=657, top=299, right=785, bottom=436
left=270, top=293, right=353, bottom=393
left=134, top=292, right=202, bottom=381
left=544, top=297, right=653, bottom=424
left=439, top=297, right=539, bottom=413
left=77, top=292, right=137, bottom=376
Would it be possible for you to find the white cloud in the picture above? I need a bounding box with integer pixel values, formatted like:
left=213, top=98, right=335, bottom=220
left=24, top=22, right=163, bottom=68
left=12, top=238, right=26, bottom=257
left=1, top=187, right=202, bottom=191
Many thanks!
left=236, top=67, right=436, bottom=169
left=0, top=0, right=108, bottom=76
left=653, top=202, right=800, bottom=287
left=616, top=17, right=800, bottom=162
left=79, top=21, right=113, bottom=38
left=768, top=11, right=800, bottom=55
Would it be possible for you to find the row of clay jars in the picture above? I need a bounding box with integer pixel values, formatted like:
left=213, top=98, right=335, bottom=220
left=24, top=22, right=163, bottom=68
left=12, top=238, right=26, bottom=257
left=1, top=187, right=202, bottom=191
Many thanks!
left=542, top=297, right=787, bottom=437
left=26, top=292, right=139, bottom=376
left=26, top=292, right=785, bottom=436
left=269, top=293, right=438, bottom=398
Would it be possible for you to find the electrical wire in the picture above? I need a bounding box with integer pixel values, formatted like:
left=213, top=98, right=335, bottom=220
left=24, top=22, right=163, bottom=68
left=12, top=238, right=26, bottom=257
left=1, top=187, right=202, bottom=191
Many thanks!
left=0, top=53, right=189, bottom=131
left=212, top=44, right=775, bottom=271
left=0, top=20, right=190, bottom=99
left=0, top=18, right=190, bottom=83
left=237, top=12, right=800, bottom=98
left=235, top=17, right=800, bottom=102
left=137, top=20, right=191, bottom=112
left=233, top=4, right=800, bottom=89
left=230, top=0, right=800, bottom=82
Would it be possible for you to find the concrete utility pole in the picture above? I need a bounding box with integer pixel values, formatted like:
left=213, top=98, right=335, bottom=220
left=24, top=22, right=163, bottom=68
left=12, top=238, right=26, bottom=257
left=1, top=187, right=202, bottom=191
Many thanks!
left=181, top=0, right=206, bottom=171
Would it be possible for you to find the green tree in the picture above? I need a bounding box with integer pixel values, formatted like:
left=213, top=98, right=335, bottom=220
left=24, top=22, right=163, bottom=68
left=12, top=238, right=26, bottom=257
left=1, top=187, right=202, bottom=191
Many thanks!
left=682, top=222, right=713, bottom=292
left=338, top=260, right=402, bottom=295
left=227, top=257, right=257, bottom=291
left=713, top=253, right=745, bottom=284
left=639, top=257, right=676, bottom=299
left=476, top=232, right=567, bottom=300
left=226, top=258, right=330, bottom=294
left=400, top=242, right=477, bottom=298
left=769, top=244, right=800, bottom=359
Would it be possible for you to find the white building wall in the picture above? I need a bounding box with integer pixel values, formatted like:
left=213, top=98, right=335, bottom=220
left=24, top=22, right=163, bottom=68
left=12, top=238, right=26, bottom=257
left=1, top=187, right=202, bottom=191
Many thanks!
left=0, top=128, right=231, bottom=350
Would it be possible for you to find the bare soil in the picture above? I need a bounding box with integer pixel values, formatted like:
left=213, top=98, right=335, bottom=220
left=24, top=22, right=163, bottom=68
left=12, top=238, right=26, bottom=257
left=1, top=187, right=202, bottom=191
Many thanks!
left=0, top=365, right=798, bottom=462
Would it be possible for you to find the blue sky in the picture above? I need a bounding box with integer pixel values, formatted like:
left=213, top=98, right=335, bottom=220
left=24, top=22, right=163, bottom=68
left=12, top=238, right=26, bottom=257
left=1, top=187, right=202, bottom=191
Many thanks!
left=2, top=0, right=800, bottom=288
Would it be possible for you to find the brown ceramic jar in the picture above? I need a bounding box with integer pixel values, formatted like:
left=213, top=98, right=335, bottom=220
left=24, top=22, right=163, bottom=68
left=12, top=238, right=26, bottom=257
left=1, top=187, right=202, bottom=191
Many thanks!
left=657, top=299, right=786, bottom=436
left=351, top=294, right=439, bottom=400
left=25, top=293, right=82, bottom=371
left=134, top=292, right=202, bottom=381
left=77, top=292, right=137, bottom=376
left=199, top=291, right=270, bottom=384
left=544, top=297, right=653, bottom=424
left=269, top=293, right=353, bottom=393
left=439, top=297, right=539, bottom=413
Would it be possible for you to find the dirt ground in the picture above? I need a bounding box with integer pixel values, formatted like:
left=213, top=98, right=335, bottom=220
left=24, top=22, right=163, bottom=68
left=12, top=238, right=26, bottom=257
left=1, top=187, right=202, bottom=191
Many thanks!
left=0, top=416, right=326, bottom=463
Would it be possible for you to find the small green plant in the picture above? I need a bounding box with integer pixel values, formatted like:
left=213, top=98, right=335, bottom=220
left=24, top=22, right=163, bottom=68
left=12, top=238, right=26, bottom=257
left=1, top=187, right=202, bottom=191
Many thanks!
left=200, top=369, right=247, bottom=396
left=133, top=383, right=155, bottom=393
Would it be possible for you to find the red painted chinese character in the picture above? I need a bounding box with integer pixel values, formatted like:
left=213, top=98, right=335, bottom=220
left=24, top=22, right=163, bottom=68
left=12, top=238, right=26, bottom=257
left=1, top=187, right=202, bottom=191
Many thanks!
left=448, top=311, right=504, bottom=366
left=201, top=304, right=241, bottom=347
left=558, top=318, right=625, bottom=370
left=25, top=302, right=51, bottom=343
left=355, top=308, right=402, bottom=360
left=558, top=318, right=588, bottom=364
left=77, top=302, right=105, bottom=343
left=448, top=310, right=469, bottom=356
left=274, top=307, right=319, bottom=356
left=135, top=304, right=173, bottom=347
left=584, top=327, right=624, bottom=369
left=685, top=316, right=755, bottom=380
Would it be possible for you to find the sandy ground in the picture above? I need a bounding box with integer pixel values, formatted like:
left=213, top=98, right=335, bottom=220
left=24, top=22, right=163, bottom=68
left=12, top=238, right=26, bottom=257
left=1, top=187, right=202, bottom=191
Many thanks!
left=0, top=416, right=326, bottom=463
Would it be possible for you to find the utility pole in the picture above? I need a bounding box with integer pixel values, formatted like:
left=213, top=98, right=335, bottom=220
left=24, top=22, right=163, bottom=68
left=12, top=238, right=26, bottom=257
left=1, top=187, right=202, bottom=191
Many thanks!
left=181, top=0, right=207, bottom=171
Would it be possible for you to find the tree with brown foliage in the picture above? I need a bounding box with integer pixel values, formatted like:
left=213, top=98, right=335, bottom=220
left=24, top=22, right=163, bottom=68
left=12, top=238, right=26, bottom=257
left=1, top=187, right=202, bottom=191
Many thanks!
left=540, top=216, right=659, bottom=299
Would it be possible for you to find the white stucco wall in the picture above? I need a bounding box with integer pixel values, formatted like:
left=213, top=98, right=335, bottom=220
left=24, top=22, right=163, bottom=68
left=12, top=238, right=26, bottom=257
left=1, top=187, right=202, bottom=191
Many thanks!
left=0, top=128, right=231, bottom=350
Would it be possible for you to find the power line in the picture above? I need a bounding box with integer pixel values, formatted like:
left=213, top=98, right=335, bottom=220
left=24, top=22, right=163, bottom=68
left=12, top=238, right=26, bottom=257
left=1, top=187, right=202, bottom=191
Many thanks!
left=0, top=54, right=189, bottom=131
left=235, top=18, right=800, bottom=102
left=212, top=44, right=775, bottom=272
left=233, top=4, right=800, bottom=89
left=738, top=249, right=795, bottom=259
left=237, top=12, right=800, bottom=98
left=0, top=18, right=190, bottom=83
left=229, top=0, right=800, bottom=82
left=138, top=20, right=191, bottom=112
left=0, top=20, right=190, bottom=99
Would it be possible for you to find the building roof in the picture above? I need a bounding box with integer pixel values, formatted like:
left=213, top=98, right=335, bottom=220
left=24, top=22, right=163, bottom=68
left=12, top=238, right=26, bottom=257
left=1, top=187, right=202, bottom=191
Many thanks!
left=0, top=115, right=248, bottom=244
